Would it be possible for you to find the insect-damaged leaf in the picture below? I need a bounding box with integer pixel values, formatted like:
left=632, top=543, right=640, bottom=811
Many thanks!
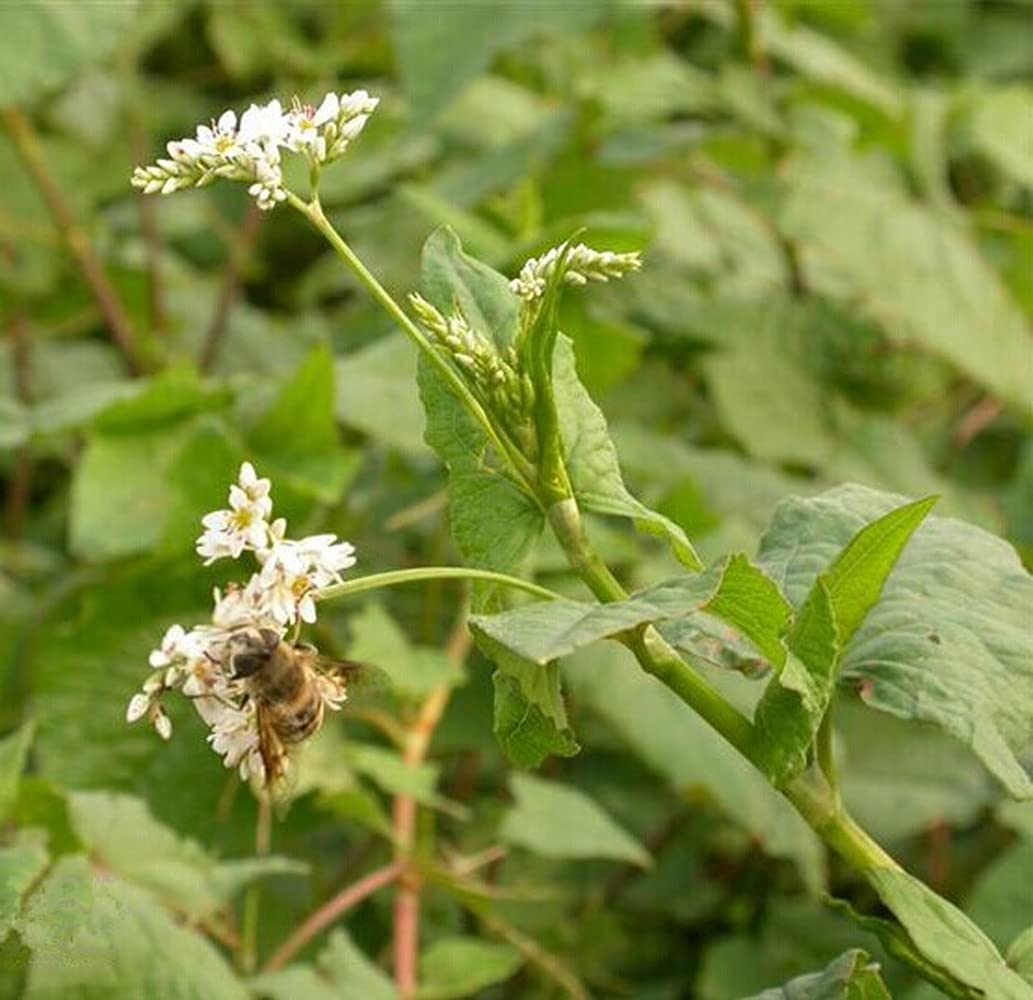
left=758, top=485, right=1033, bottom=798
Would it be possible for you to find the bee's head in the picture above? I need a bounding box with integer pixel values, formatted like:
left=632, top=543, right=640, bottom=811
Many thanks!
left=228, top=627, right=281, bottom=678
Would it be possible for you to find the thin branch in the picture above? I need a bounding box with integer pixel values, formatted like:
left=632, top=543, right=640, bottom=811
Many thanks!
left=199, top=201, right=263, bottom=372
left=262, top=861, right=404, bottom=973
left=0, top=107, right=142, bottom=374
left=393, top=604, right=472, bottom=997
left=4, top=311, right=33, bottom=538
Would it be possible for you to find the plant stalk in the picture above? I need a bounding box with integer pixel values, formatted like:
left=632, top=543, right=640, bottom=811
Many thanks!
left=286, top=193, right=537, bottom=492
left=1, top=107, right=143, bottom=374
left=317, top=566, right=562, bottom=605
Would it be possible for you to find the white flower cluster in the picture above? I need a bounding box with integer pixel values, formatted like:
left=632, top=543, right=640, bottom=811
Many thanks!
left=130, top=90, right=379, bottom=211
left=509, top=241, right=643, bottom=302
left=125, top=463, right=356, bottom=782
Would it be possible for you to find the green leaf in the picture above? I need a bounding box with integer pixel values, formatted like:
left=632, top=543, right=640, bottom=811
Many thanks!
left=389, top=1, right=605, bottom=121
left=347, top=602, right=464, bottom=698
left=253, top=929, right=397, bottom=1000
left=758, top=484, right=1033, bottom=797
left=417, top=937, right=523, bottom=1000
left=838, top=702, right=993, bottom=843
left=1007, top=927, right=1033, bottom=985
left=501, top=772, right=651, bottom=866
left=0, top=722, right=34, bottom=821
left=67, top=792, right=305, bottom=921
left=19, top=856, right=250, bottom=999
left=417, top=232, right=544, bottom=597
left=69, top=426, right=189, bottom=560
left=553, top=336, right=703, bottom=570
left=250, top=344, right=355, bottom=502
left=967, top=86, right=1033, bottom=189
left=0, top=834, right=48, bottom=938
left=0, top=3, right=138, bottom=106
left=471, top=556, right=785, bottom=666
left=564, top=643, right=825, bottom=893
left=866, top=867, right=1033, bottom=999
left=420, top=226, right=519, bottom=350
left=781, top=152, right=1033, bottom=416
left=742, top=949, right=890, bottom=1000
left=702, top=302, right=836, bottom=467
left=966, top=841, right=1033, bottom=952
left=482, top=638, right=579, bottom=769
left=754, top=496, right=936, bottom=785
left=335, top=332, right=427, bottom=455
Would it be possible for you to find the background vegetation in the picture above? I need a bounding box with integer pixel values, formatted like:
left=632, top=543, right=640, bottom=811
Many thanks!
left=1, top=1, right=1032, bottom=996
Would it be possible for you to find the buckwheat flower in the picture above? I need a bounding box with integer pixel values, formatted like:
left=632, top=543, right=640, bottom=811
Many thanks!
left=148, top=624, right=189, bottom=669
left=295, top=534, right=357, bottom=587
left=258, top=546, right=318, bottom=625
left=287, top=93, right=340, bottom=162
left=126, top=693, right=151, bottom=723
left=509, top=242, right=643, bottom=302
left=196, top=462, right=275, bottom=564
left=208, top=702, right=261, bottom=774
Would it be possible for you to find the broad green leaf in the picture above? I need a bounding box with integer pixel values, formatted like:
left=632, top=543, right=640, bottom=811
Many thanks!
left=564, top=643, right=825, bottom=893
left=250, top=344, right=355, bottom=502
left=19, top=856, right=249, bottom=999
left=553, top=336, right=703, bottom=570
left=347, top=602, right=464, bottom=698
left=838, top=702, right=993, bottom=843
left=335, top=332, right=427, bottom=455
left=416, top=229, right=545, bottom=624
left=471, top=556, right=784, bottom=667
left=966, top=842, right=1033, bottom=952
left=0, top=3, right=137, bottom=107
left=866, top=867, right=1033, bottom=999
left=69, top=425, right=189, bottom=560
left=1008, top=927, right=1033, bottom=985
left=473, top=554, right=788, bottom=768
left=967, top=86, right=1033, bottom=189
left=91, top=367, right=227, bottom=433
left=480, top=636, right=579, bottom=769
left=743, top=949, right=890, bottom=1000
left=501, top=772, right=651, bottom=867
left=754, top=581, right=839, bottom=786
left=703, top=302, right=836, bottom=467
left=756, top=495, right=936, bottom=785
left=343, top=743, right=463, bottom=817
left=389, top=1, right=605, bottom=121
left=758, top=484, right=1033, bottom=797
left=67, top=791, right=305, bottom=921
left=0, top=722, right=34, bottom=821
left=781, top=152, right=1033, bottom=416
left=417, top=937, right=523, bottom=1000
left=420, top=226, right=519, bottom=350
left=253, top=929, right=397, bottom=1000
left=0, top=834, right=48, bottom=938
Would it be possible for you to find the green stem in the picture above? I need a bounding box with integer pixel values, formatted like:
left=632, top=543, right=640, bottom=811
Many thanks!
left=317, top=567, right=563, bottom=605
left=546, top=498, right=756, bottom=760
left=816, top=708, right=840, bottom=805
left=285, top=192, right=537, bottom=493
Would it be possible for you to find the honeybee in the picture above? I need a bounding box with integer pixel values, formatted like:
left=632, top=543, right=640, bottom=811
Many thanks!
left=227, top=627, right=366, bottom=793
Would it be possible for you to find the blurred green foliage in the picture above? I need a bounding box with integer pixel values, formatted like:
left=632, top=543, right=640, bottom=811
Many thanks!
left=1, top=1, right=1032, bottom=997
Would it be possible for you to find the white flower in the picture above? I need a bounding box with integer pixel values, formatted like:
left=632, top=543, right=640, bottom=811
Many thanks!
left=126, top=693, right=151, bottom=723
left=509, top=242, right=643, bottom=302
left=196, top=462, right=274, bottom=564
left=238, top=99, right=290, bottom=147
left=258, top=546, right=318, bottom=625
left=153, top=707, right=173, bottom=741
left=148, top=624, right=188, bottom=669
left=287, top=93, right=339, bottom=162
left=208, top=703, right=260, bottom=769
left=295, top=534, right=357, bottom=587
left=194, top=109, right=241, bottom=158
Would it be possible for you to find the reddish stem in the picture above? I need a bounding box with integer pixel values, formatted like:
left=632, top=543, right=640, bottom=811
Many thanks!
left=1, top=108, right=143, bottom=374
left=263, top=861, right=403, bottom=973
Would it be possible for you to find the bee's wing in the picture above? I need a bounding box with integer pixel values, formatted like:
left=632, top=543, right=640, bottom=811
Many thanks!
left=314, top=656, right=393, bottom=710
left=255, top=704, right=294, bottom=801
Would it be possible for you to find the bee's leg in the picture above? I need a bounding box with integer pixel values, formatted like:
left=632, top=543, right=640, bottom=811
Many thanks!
left=181, top=690, right=240, bottom=712
left=290, top=617, right=302, bottom=645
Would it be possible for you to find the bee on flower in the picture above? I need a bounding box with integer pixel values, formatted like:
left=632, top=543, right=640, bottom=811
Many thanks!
left=126, top=463, right=362, bottom=794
